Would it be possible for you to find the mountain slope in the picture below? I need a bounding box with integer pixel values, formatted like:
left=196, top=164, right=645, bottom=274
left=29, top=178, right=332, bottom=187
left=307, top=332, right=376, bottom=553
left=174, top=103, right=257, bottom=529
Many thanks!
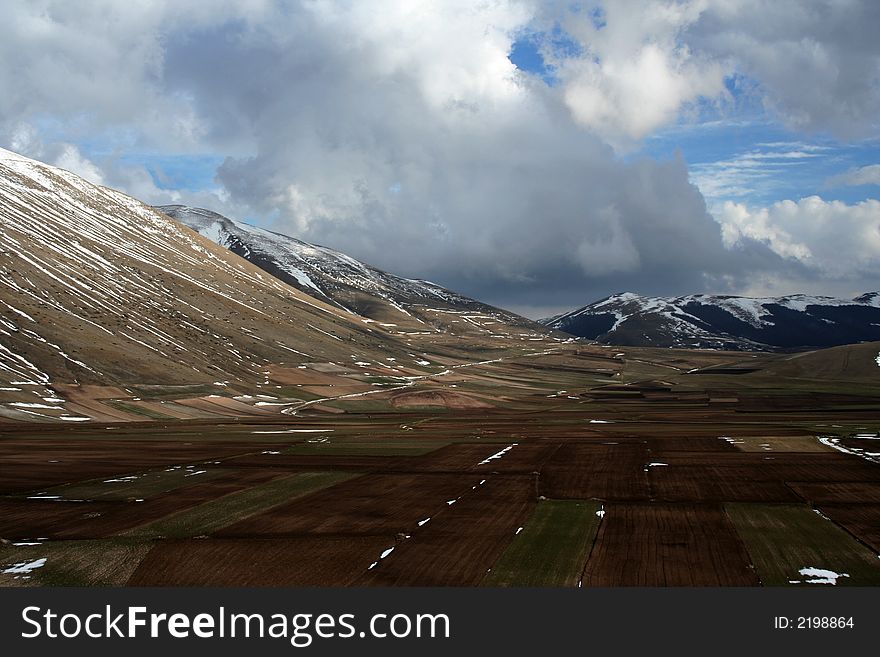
left=541, top=292, right=880, bottom=351
left=0, top=149, right=534, bottom=423
left=158, top=205, right=548, bottom=341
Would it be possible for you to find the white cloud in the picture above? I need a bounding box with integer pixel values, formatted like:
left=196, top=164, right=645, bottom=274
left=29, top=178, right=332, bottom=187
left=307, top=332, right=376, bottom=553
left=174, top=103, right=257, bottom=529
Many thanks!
left=717, top=196, right=880, bottom=278
left=687, top=0, right=880, bottom=138
left=826, top=164, right=880, bottom=187
left=550, top=0, right=726, bottom=148
left=690, top=142, right=826, bottom=202
left=52, top=144, right=105, bottom=185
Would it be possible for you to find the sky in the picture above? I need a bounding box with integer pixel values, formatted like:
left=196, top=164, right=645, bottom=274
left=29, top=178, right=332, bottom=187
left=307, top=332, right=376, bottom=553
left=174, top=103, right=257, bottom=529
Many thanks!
left=1, top=1, right=878, bottom=318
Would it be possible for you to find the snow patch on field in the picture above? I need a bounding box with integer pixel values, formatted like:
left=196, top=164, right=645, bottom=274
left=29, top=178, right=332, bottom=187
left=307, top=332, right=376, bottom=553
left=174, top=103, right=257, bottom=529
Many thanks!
left=797, top=567, right=849, bottom=585
left=251, top=428, right=334, bottom=434
left=3, top=558, right=47, bottom=574
left=367, top=545, right=396, bottom=570
left=819, top=436, right=880, bottom=465
left=477, top=443, right=517, bottom=465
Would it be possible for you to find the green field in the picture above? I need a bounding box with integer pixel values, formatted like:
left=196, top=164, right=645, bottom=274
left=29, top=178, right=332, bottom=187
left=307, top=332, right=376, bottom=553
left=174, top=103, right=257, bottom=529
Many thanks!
left=0, top=538, right=150, bottom=587
left=483, top=500, right=602, bottom=586
left=725, top=503, right=880, bottom=586
left=35, top=466, right=228, bottom=501
left=282, top=440, right=448, bottom=456
left=124, top=471, right=357, bottom=539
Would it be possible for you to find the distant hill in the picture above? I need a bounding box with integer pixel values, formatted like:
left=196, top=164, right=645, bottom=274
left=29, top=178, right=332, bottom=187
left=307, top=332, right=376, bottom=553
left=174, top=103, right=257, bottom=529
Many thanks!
left=541, top=291, right=880, bottom=351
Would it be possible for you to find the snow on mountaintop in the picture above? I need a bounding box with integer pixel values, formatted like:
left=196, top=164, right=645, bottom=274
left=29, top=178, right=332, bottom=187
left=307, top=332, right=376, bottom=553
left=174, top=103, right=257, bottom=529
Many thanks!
left=160, top=205, right=476, bottom=312
left=542, top=291, right=880, bottom=351
left=158, top=205, right=548, bottom=340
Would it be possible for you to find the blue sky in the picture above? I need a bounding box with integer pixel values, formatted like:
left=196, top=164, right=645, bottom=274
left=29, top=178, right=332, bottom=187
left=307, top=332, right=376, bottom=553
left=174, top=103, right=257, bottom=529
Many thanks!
left=509, top=29, right=880, bottom=211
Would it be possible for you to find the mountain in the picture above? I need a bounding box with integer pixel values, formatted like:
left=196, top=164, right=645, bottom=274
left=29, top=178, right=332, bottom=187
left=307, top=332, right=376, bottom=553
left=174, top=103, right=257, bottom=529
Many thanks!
left=541, top=292, right=880, bottom=351
left=0, top=148, right=556, bottom=423
left=157, top=205, right=546, bottom=341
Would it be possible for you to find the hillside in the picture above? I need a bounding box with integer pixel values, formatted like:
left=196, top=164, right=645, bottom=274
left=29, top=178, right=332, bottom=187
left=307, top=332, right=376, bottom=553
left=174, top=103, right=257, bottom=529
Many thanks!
left=0, top=149, right=558, bottom=423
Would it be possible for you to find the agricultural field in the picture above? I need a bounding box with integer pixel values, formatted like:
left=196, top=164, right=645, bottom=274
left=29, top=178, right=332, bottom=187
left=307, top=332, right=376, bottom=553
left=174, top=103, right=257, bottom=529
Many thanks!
left=2, top=342, right=880, bottom=587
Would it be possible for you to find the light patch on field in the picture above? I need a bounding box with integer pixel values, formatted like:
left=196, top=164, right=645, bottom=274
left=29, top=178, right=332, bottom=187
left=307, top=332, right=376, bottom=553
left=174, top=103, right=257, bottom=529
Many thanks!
left=797, top=567, right=850, bottom=585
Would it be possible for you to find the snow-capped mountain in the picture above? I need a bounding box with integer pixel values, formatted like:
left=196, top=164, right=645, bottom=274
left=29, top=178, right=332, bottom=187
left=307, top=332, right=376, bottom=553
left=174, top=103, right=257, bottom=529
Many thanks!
left=158, top=205, right=546, bottom=339
left=541, top=292, right=880, bottom=351
left=0, top=148, right=448, bottom=421
left=0, top=149, right=560, bottom=422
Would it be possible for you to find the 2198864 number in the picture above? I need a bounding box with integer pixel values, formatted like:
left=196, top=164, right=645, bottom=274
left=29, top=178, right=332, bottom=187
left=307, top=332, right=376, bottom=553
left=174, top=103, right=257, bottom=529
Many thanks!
left=774, top=616, right=854, bottom=629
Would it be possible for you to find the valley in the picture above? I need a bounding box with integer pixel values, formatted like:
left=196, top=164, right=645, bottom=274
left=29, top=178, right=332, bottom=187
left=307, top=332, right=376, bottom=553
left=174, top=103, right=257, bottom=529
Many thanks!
left=3, top=341, right=880, bottom=586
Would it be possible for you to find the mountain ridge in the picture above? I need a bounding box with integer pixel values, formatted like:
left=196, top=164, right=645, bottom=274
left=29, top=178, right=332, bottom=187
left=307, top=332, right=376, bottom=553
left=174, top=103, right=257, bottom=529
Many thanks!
left=541, top=291, right=880, bottom=351
left=158, top=204, right=550, bottom=341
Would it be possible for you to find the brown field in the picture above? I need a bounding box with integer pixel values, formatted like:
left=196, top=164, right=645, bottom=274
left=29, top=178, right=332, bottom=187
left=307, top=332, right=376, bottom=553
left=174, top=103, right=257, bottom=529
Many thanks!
left=539, top=443, right=651, bottom=500
left=790, top=482, right=880, bottom=504
left=357, top=475, right=535, bottom=586
left=581, top=503, right=760, bottom=586
left=2, top=342, right=880, bottom=586
left=127, top=537, right=389, bottom=586
left=216, top=472, right=480, bottom=537
left=648, top=466, right=801, bottom=503
left=390, top=389, right=494, bottom=409
left=816, top=504, right=880, bottom=552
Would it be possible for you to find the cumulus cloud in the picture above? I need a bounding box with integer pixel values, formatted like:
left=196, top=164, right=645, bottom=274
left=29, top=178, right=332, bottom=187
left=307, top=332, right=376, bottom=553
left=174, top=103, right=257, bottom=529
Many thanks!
left=551, top=0, right=726, bottom=148
left=687, top=0, right=880, bottom=138
left=717, top=196, right=880, bottom=279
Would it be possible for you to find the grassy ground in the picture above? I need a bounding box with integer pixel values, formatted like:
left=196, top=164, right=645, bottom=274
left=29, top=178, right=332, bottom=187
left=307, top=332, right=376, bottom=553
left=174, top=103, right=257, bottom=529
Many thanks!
left=0, top=538, right=150, bottom=586
left=725, top=503, right=880, bottom=586
left=36, top=466, right=228, bottom=501
left=482, top=500, right=601, bottom=587
left=123, top=471, right=357, bottom=539
left=282, top=441, right=448, bottom=456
